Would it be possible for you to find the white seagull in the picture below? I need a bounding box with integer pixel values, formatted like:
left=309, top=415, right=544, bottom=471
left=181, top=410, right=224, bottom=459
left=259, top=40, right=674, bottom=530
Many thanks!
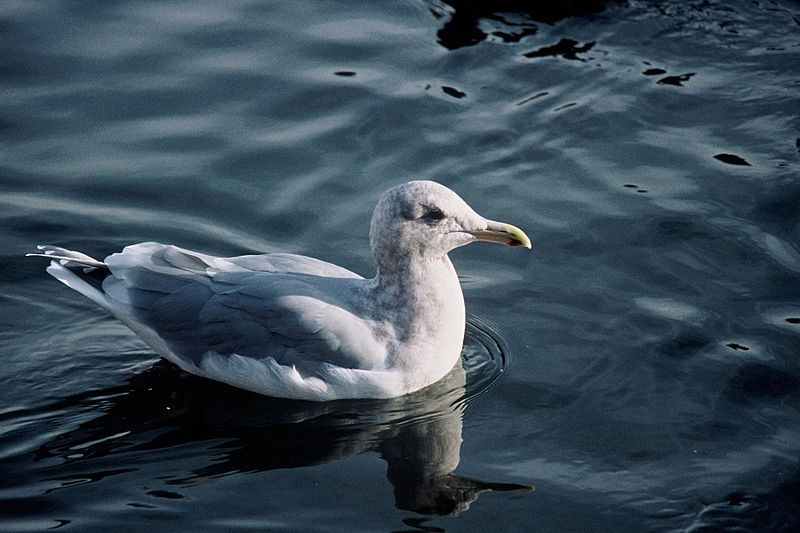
left=28, top=181, right=531, bottom=401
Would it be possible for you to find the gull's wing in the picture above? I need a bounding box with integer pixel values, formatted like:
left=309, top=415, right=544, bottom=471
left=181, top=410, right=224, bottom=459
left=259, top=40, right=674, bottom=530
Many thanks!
left=100, top=243, right=386, bottom=372
left=225, top=252, right=363, bottom=279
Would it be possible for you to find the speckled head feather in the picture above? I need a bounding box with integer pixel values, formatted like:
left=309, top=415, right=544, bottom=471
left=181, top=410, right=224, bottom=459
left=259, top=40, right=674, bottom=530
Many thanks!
left=369, top=180, right=487, bottom=272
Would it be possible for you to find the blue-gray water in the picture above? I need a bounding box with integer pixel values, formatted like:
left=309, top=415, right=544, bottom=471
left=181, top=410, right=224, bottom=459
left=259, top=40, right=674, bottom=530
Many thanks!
left=2, top=1, right=799, bottom=531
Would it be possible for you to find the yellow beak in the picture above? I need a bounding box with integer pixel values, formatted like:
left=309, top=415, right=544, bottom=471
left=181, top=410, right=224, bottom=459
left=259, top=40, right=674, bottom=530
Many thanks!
left=470, top=220, right=532, bottom=249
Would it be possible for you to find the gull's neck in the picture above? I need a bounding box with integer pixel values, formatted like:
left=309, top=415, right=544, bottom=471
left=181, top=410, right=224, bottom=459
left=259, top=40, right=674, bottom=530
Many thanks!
left=372, top=252, right=460, bottom=306
left=370, top=252, right=466, bottom=370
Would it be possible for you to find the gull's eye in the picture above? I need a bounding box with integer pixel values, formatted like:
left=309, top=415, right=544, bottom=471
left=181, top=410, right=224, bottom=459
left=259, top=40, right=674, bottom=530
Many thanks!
left=420, top=207, right=446, bottom=222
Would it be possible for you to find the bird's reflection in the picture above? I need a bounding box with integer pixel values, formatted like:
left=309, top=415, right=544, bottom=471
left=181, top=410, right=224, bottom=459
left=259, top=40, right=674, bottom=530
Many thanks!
left=37, top=359, right=530, bottom=516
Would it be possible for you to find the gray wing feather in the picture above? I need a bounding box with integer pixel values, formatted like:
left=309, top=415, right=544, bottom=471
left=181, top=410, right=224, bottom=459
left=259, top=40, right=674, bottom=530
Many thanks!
left=226, top=253, right=363, bottom=279
left=101, top=243, right=382, bottom=371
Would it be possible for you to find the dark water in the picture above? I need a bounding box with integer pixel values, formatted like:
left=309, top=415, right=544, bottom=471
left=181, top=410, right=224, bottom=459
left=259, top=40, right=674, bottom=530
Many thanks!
left=2, top=0, right=800, bottom=531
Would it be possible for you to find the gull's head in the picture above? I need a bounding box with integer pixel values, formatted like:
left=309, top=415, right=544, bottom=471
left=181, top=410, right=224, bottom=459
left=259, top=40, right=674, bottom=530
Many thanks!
left=369, top=180, right=531, bottom=267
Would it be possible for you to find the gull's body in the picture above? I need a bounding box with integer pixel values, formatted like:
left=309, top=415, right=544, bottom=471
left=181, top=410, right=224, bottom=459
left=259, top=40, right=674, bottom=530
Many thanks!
left=30, top=181, right=530, bottom=401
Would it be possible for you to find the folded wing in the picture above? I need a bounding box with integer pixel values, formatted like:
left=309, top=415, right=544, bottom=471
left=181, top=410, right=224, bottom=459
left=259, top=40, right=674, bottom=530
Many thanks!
left=101, top=243, right=386, bottom=374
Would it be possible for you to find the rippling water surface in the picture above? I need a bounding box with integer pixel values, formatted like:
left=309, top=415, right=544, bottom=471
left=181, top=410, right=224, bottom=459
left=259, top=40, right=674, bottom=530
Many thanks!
left=2, top=1, right=799, bottom=531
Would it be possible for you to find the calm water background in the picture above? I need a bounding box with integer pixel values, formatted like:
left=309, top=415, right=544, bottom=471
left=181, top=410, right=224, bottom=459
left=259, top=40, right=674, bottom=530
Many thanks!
left=2, top=1, right=800, bottom=531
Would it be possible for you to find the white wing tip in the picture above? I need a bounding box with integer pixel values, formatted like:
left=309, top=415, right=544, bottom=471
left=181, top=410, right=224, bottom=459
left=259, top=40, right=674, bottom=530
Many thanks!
left=26, top=245, right=106, bottom=268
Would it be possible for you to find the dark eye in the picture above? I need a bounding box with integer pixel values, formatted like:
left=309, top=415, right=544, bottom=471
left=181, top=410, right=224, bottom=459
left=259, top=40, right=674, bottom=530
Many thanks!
left=421, top=207, right=446, bottom=222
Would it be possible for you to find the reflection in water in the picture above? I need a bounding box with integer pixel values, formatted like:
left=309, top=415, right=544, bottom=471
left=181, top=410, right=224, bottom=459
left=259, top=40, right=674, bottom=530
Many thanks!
left=523, top=38, right=596, bottom=61
left=427, top=0, right=621, bottom=49
left=36, top=360, right=530, bottom=517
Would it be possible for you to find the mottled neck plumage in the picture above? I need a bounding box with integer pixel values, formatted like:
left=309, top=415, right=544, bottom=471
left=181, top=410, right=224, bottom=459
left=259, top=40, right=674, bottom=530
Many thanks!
left=371, top=252, right=465, bottom=348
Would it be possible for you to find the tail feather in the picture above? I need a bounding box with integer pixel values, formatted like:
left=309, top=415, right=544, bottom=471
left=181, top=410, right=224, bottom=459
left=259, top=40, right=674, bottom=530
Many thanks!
left=26, top=245, right=106, bottom=269
left=28, top=245, right=111, bottom=295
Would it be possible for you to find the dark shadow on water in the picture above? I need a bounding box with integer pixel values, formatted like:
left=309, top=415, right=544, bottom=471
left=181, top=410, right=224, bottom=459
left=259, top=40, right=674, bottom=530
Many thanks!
left=34, top=357, right=530, bottom=517
left=523, top=38, right=596, bottom=61
left=427, top=0, right=622, bottom=49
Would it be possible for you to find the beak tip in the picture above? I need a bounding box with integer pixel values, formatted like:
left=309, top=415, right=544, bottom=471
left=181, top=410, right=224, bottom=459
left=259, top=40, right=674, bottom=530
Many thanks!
left=509, top=238, right=532, bottom=249
left=507, top=224, right=532, bottom=250
left=471, top=221, right=532, bottom=249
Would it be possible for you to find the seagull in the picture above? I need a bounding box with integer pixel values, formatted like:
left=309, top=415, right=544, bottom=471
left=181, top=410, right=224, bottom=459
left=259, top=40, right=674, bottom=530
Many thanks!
left=28, top=180, right=531, bottom=401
